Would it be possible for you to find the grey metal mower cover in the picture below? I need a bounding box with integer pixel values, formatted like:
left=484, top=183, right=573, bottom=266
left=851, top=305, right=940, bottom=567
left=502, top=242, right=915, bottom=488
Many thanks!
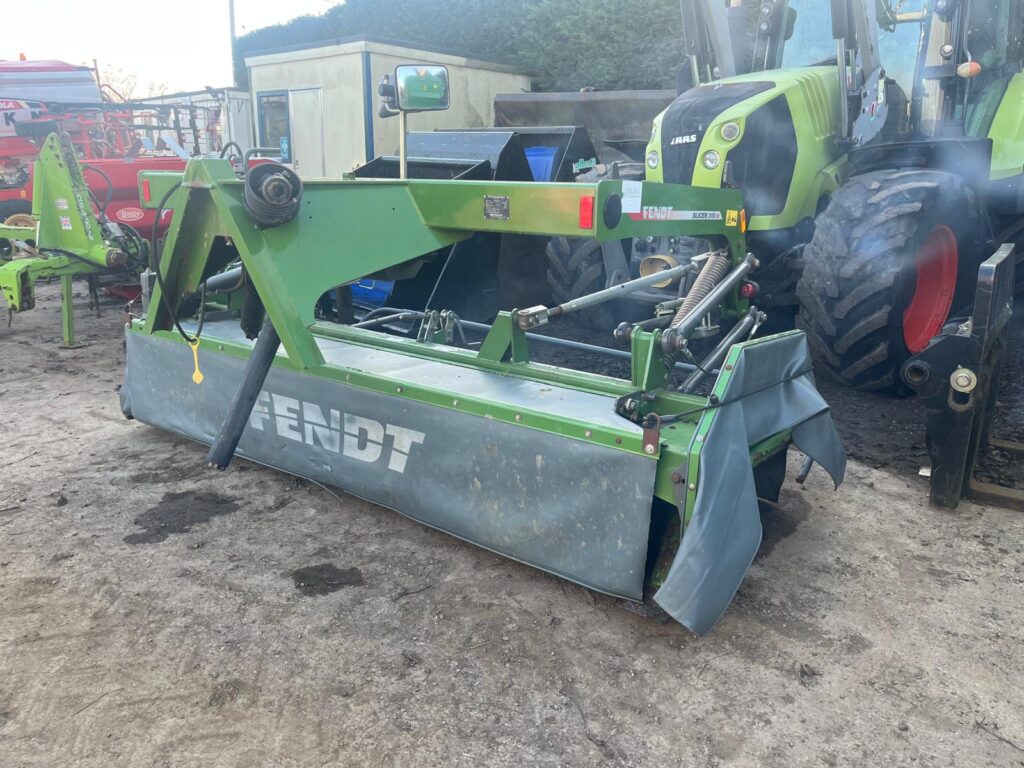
left=653, top=333, right=846, bottom=634
left=121, top=325, right=844, bottom=633
left=122, top=325, right=657, bottom=600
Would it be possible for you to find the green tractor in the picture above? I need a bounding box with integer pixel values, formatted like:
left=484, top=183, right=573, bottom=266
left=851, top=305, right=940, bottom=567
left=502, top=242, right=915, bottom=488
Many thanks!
left=549, top=0, right=1022, bottom=390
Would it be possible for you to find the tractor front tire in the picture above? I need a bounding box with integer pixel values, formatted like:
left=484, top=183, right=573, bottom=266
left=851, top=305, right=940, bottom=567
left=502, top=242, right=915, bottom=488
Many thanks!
left=545, top=236, right=622, bottom=332
left=797, top=170, right=981, bottom=392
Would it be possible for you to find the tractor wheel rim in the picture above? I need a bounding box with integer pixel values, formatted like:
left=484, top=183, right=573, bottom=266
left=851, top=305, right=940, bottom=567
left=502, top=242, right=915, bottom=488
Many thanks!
left=3, top=213, right=34, bottom=228
left=903, top=225, right=958, bottom=354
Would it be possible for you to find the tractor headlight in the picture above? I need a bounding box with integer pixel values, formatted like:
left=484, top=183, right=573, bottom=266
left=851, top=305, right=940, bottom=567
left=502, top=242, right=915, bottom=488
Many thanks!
left=702, top=150, right=721, bottom=170
left=646, top=150, right=660, bottom=169
left=720, top=122, right=740, bottom=142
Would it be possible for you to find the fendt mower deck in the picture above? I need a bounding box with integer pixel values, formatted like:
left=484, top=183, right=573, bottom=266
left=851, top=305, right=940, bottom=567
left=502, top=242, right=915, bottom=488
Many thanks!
left=121, top=73, right=845, bottom=633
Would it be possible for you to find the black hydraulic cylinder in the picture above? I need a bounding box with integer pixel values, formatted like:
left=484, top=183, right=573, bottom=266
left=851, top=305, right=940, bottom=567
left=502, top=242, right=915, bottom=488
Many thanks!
left=206, top=318, right=281, bottom=470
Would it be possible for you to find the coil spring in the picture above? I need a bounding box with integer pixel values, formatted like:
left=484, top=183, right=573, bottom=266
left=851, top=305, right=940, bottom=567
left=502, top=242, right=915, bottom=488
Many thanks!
left=669, top=250, right=731, bottom=329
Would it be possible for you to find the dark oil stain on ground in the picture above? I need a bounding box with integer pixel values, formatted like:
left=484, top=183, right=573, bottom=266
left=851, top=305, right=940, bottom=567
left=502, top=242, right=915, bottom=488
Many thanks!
left=124, top=491, right=240, bottom=545
left=291, top=563, right=364, bottom=596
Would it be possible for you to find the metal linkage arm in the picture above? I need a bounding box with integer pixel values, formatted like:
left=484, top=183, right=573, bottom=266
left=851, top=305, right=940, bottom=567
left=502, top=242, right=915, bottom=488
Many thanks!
left=515, top=263, right=696, bottom=330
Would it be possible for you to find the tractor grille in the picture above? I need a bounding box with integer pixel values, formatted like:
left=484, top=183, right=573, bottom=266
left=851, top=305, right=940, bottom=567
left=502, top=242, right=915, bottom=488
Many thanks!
left=660, top=81, right=774, bottom=185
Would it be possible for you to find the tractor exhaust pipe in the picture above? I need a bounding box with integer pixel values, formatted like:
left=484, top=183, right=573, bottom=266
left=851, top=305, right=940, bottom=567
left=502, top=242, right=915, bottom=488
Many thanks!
left=206, top=317, right=281, bottom=469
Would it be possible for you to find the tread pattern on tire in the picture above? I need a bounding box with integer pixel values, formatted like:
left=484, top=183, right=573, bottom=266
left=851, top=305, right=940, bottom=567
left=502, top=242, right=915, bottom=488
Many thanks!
left=545, top=236, right=619, bottom=331
left=0, top=199, right=31, bottom=223
left=543, top=162, right=646, bottom=332
left=797, top=169, right=979, bottom=392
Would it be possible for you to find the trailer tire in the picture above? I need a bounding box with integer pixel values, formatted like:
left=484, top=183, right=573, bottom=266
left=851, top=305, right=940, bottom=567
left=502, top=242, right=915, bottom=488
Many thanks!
left=797, top=169, right=982, bottom=392
left=0, top=200, right=31, bottom=224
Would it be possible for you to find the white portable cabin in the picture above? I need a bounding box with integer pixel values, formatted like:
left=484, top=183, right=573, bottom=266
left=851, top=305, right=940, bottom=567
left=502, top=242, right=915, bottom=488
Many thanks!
left=244, top=36, right=531, bottom=178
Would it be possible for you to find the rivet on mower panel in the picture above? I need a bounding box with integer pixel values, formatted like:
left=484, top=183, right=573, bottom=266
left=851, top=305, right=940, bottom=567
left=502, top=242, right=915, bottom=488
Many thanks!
left=585, top=429, right=593, bottom=438
left=688, top=483, right=697, bottom=491
left=453, top=399, right=460, bottom=407
left=671, top=472, right=682, bottom=484
left=644, top=444, right=656, bottom=455
left=515, top=414, right=522, bottom=422
left=396, top=386, right=403, bottom=393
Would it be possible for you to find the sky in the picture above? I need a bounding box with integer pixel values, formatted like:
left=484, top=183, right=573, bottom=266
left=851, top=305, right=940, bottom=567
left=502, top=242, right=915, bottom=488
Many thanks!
left=5, top=0, right=340, bottom=95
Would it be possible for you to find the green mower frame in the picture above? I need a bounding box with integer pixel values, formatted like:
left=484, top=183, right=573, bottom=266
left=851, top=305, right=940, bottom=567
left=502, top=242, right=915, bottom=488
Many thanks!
left=0, top=133, right=147, bottom=346
left=121, top=154, right=845, bottom=634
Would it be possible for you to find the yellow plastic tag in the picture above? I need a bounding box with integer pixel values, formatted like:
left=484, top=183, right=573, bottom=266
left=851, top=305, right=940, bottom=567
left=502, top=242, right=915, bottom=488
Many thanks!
left=189, top=339, right=204, bottom=384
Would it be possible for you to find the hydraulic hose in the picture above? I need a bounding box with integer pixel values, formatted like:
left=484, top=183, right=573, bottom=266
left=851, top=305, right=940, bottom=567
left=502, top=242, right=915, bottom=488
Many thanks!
left=82, top=164, right=114, bottom=214
left=219, top=141, right=244, bottom=159
left=206, top=317, right=281, bottom=470
left=669, top=250, right=731, bottom=329
left=148, top=181, right=200, bottom=343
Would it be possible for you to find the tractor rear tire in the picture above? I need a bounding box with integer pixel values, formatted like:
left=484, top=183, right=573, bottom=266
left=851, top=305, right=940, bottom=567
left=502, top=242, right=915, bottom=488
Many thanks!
left=797, top=169, right=982, bottom=392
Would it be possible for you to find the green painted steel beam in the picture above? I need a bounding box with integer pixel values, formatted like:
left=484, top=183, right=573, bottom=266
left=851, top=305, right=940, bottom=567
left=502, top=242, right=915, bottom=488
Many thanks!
left=139, top=160, right=750, bottom=372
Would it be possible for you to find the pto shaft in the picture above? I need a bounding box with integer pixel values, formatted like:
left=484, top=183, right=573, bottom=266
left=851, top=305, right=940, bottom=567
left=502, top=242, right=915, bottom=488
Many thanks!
left=206, top=318, right=281, bottom=469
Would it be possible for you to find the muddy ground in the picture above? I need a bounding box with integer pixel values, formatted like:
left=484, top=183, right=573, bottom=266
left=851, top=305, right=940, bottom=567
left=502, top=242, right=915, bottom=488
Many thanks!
left=1, top=282, right=1023, bottom=767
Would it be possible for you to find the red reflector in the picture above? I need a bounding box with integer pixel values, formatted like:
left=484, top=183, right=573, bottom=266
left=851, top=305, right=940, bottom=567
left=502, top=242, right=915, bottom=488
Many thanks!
left=739, top=280, right=758, bottom=299
left=141, top=179, right=151, bottom=203
left=579, top=195, right=595, bottom=230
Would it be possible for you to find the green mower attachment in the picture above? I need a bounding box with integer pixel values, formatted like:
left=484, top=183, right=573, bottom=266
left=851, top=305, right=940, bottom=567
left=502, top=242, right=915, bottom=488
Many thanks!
left=0, top=133, right=148, bottom=346
left=121, top=156, right=845, bottom=634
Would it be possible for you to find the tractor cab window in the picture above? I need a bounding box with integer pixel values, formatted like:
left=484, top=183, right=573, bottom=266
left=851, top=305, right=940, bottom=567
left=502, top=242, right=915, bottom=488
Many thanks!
left=918, top=0, right=1024, bottom=137
left=777, top=0, right=923, bottom=96
left=778, top=0, right=836, bottom=69
left=960, top=0, right=1024, bottom=136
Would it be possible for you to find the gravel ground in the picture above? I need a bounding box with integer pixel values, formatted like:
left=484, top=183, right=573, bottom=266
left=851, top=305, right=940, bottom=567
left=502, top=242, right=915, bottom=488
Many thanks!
left=1, top=282, right=1022, bottom=767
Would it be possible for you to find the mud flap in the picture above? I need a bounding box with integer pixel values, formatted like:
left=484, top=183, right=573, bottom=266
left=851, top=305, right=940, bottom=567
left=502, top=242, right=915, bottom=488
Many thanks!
left=653, top=332, right=846, bottom=635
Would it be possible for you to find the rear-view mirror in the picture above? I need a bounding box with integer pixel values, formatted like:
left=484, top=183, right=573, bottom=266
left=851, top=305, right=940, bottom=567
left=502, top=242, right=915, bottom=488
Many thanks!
left=394, top=65, right=450, bottom=112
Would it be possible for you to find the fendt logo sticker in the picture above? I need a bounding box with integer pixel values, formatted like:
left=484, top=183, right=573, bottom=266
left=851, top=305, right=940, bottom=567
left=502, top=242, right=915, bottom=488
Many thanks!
left=627, top=207, right=724, bottom=222
left=249, top=391, right=426, bottom=473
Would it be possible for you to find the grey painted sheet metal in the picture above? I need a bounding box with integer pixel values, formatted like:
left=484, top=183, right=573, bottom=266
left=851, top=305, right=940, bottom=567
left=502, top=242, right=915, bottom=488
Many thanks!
left=122, top=330, right=657, bottom=600
left=653, top=333, right=846, bottom=635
